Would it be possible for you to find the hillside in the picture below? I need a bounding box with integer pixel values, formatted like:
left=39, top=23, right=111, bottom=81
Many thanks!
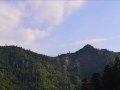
left=0, top=46, right=74, bottom=90
left=0, top=45, right=119, bottom=90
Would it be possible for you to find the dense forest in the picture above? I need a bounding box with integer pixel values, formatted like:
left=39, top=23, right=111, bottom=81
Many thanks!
left=0, top=46, right=74, bottom=90
left=0, top=45, right=119, bottom=90
left=82, top=57, right=120, bottom=90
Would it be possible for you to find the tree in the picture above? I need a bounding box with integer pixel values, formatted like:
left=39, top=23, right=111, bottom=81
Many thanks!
left=82, top=74, right=88, bottom=90
left=102, top=64, right=112, bottom=90
left=112, top=57, right=120, bottom=90
left=102, top=57, right=120, bottom=90
left=91, top=72, right=102, bottom=90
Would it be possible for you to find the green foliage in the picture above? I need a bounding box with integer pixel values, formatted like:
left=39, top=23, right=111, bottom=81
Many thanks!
left=91, top=73, right=102, bottom=90
left=81, top=57, right=120, bottom=90
left=102, top=57, right=120, bottom=90
left=0, top=46, right=75, bottom=90
left=81, top=75, right=88, bottom=90
left=0, top=45, right=120, bottom=90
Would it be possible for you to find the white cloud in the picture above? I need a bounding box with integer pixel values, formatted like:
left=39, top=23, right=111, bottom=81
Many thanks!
left=27, top=0, right=84, bottom=26
left=19, top=28, right=52, bottom=41
left=0, top=2, right=23, bottom=45
left=73, top=38, right=108, bottom=45
left=27, top=1, right=64, bottom=26
left=0, top=2, right=22, bottom=31
left=65, top=1, right=84, bottom=16
left=0, top=0, right=84, bottom=53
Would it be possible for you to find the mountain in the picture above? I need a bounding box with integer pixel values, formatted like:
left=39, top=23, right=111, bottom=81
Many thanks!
left=58, top=44, right=119, bottom=79
left=0, top=45, right=119, bottom=90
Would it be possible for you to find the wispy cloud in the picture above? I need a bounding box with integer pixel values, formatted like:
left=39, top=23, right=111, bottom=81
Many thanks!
left=0, top=0, right=84, bottom=53
left=73, top=38, right=108, bottom=45
left=0, top=2, right=22, bottom=31
left=27, top=0, right=84, bottom=26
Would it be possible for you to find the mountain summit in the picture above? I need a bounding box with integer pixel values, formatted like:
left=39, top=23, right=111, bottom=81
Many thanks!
left=83, top=44, right=94, bottom=49
left=75, top=44, right=97, bottom=54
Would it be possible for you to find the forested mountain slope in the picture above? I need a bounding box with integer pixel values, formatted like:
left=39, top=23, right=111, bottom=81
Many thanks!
left=0, top=46, right=74, bottom=90
left=0, top=45, right=119, bottom=90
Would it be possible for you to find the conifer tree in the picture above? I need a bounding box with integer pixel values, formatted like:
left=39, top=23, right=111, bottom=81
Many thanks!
left=82, top=74, right=88, bottom=90
left=91, top=72, right=102, bottom=90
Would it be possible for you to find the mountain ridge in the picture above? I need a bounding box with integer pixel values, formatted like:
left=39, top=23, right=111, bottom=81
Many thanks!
left=0, top=45, right=119, bottom=90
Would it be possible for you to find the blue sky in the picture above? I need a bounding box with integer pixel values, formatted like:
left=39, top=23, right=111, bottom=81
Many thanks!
left=0, top=0, right=120, bottom=56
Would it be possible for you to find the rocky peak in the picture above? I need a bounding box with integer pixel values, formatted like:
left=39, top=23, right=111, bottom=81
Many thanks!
left=83, top=44, right=94, bottom=49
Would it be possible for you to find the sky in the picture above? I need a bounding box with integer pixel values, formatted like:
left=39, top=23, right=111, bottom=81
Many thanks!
left=0, top=0, right=120, bottom=56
